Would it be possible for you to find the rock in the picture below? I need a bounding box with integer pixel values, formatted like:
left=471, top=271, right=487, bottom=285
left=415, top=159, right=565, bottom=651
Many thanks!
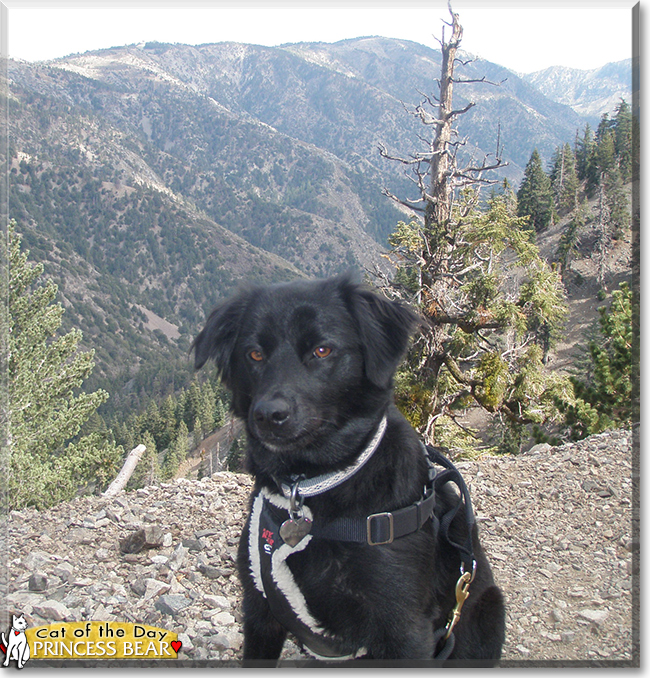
left=130, top=578, right=147, bottom=597
left=526, top=443, right=552, bottom=455
left=53, top=562, right=75, bottom=583
left=119, top=530, right=146, bottom=554
left=155, top=594, right=192, bottom=617
left=65, top=528, right=95, bottom=545
left=119, top=525, right=164, bottom=554
left=211, top=610, right=235, bottom=626
left=143, top=578, right=171, bottom=600
left=204, top=594, right=231, bottom=610
left=95, top=548, right=111, bottom=562
left=195, top=529, right=220, bottom=539
left=24, top=551, right=52, bottom=571
left=28, top=572, right=48, bottom=592
left=198, top=564, right=227, bottom=580
left=578, top=608, right=610, bottom=625
left=178, top=632, right=193, bottom=652
left=169, top=544, right=188, bottom=571
left=143, top=525, right=165, bottom=546
left=182, top=538, right=204, bottom=552
left=33, top=600, right=70, bottom=621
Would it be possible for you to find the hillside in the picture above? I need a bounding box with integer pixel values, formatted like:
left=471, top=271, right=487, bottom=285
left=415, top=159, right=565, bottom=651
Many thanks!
left=5, top=36, right=634, bottom=424
left=1, top=428, right=636, bottom=666
left=6, top=37, right=596, bottom=384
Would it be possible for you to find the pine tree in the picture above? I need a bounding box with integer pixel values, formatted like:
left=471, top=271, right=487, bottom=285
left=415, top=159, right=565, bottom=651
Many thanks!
left=614, top=99, right=633, bottom=181
left=575, top=123, right=596, bottom=184
left=158, top=394, right=178, bottom=450
left=555, top=201, right=588, bottom=278
left=595, top=114, right=617, bottom=176
left=604, top=164, right=629, bottom=239
left=550, top=143, right=579, bottom=213
left=559, top=282, right=635, bottom=439
left=3, top=224, right=122, bottom=510
left=517, top=149, right=554, bottom=233
left=162, top=420, right=189, bottom=480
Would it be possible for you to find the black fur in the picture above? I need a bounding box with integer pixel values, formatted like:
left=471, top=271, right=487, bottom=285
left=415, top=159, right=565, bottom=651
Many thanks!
left=192, top=273, right=505, bottom=664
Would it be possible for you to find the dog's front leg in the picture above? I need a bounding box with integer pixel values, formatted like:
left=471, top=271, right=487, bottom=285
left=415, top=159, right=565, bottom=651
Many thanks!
left=240, top=585, right=288, bottom=663
left=237, top=520, right=287, bottom=663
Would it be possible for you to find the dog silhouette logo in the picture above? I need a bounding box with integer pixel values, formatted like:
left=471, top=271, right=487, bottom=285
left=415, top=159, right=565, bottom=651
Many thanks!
left=1, top=614, right=31, bottom=669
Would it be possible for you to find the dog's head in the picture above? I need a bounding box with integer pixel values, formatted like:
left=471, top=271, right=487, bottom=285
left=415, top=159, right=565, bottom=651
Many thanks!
left=192, top=273, right=419, bottom=474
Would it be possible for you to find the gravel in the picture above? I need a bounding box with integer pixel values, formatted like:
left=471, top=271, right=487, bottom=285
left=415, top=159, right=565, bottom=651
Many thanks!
left=0, top=428, right=638, bottom=666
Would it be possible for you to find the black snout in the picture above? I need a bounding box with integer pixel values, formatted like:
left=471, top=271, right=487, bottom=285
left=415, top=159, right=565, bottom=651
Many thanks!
left=253, top=398, right=292, bottom=431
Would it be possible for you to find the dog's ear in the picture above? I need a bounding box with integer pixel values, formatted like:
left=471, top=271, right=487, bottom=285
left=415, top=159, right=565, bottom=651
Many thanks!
left=337, top=274, right=421, bottom=389
left=191, top=289, right=253, bottom=382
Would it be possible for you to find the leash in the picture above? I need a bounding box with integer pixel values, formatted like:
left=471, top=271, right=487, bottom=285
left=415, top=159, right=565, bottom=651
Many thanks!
left=425, top=444, right=477, bottom=660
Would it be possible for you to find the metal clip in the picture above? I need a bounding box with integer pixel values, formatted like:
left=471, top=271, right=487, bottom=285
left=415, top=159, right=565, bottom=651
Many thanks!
left=289, top=480, right=305, bottom=520
left=444, top=561, right=476, bottom=640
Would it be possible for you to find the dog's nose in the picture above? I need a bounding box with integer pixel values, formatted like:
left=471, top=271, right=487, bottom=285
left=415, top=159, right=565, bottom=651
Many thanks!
left=253, top=398, right=291, bottom=429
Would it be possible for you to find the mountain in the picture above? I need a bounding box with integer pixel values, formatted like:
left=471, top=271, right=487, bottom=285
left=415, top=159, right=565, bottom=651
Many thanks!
left=523, top=59, right=632, bottom=121
left=5, top=37, right=627, bottom=405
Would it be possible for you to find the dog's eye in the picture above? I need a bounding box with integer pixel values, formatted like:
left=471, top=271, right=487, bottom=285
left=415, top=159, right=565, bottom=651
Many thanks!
left=250, top=350, right=264, bottom=362
left=313, top=346, right=332, bottom=359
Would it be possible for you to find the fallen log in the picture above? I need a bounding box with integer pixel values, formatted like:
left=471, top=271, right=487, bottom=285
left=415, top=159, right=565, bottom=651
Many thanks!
left=103, top=444, right=146, bottom=497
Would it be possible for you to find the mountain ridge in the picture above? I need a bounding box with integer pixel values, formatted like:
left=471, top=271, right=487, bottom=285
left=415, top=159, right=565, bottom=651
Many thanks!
left=6, top=36, right=631, bottom=401
left=523, top=59, right=632, bottom=121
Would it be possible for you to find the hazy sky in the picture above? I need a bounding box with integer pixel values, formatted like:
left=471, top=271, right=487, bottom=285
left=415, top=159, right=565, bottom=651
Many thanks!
left=3, top=0, right=636, bottom=75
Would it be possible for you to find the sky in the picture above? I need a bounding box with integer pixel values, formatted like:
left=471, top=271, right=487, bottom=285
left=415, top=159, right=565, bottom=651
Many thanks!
left=1, top=0, right=637, bottom=75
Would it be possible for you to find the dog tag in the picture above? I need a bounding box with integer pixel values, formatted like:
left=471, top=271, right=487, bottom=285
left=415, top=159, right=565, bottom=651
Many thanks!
left=280, top=517, right=312, bottom=546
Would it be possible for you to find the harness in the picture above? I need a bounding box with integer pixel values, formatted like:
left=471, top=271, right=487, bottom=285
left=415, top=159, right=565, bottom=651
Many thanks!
left=248, top=419, right=477, bottom=662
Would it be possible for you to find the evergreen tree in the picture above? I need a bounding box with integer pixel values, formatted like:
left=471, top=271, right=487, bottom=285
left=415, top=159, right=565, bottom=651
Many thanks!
left=388, top=195, right=569, bottom=450
left=4, top=224, right=122, bottom=510
left=614, top=99, right=633, bottom=181
left=517, top=149, right=554, bottom=232
left=158, top=394, right=178, bottom=450
left=595, top=114, right=617, bottom=176
left=162, top=420, right=189, bottom=480
left=555, top=201, right=588, bottom=278
left=604, top=164, right=629, bottom=239
left=193, top=416, right=204, bottom=449
left=559, top=282, right=636, bottom=439
left=549, top=143, right=579, bottom=213
left=575, top=123, right=596, bottom=184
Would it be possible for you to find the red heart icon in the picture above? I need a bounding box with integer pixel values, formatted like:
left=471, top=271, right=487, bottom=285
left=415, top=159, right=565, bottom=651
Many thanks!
left=171, top=640, right=182, bottom=653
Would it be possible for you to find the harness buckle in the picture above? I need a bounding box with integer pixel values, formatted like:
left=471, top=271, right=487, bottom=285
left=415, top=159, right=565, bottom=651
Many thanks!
left=366, top=512, right=394, bottom=545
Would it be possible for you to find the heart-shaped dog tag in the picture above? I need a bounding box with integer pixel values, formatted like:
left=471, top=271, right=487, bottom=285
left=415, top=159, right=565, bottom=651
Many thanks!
left=280, top=517, right=312, bottom=547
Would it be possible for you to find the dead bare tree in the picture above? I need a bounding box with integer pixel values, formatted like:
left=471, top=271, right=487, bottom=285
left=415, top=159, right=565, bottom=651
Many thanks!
left=375, top=4, right=568, bottom=449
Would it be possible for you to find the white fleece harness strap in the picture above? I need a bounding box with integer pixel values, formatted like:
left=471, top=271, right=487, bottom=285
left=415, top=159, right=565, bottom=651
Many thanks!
left=249, top=487, right=366, bottom=659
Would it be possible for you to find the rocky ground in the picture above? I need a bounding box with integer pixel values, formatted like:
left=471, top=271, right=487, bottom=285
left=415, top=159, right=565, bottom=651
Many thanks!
left=1, top=428, right=638, bottom=667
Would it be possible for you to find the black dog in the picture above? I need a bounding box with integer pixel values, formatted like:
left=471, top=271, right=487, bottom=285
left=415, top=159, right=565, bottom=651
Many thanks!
left=192, top=273, right=505, bottom=664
